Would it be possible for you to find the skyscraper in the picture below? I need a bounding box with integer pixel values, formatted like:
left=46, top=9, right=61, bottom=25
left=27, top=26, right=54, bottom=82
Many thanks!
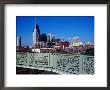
left=40, top=33, right=47, bottom=42
left=47, top=34, right=52, bottom=42
left=51, top=35, right=55, bottom=42
left=17, top=37, right=21, bottom=47
left=32, top=17, right=40, bottom=48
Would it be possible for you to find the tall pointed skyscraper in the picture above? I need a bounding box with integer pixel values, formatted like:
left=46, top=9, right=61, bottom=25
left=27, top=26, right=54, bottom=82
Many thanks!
left=32, top=16, right=40, bottom=48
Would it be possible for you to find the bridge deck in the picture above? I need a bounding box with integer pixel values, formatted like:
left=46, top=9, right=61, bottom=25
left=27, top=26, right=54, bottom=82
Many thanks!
left=16, top=67, right=58, bottom=74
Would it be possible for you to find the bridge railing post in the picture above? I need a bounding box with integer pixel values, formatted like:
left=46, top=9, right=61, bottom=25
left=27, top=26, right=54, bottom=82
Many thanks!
left=82, top=55, right=94, bottom=74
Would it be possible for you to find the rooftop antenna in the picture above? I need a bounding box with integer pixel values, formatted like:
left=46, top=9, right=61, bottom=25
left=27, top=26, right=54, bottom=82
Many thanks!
left=35, top=16, right=37, bottom=29
left=35, top=16, right=39, bottom=29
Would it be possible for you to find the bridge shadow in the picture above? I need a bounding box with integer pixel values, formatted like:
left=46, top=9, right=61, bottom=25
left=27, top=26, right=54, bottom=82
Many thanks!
left=16, top=67, right=58, bottom=74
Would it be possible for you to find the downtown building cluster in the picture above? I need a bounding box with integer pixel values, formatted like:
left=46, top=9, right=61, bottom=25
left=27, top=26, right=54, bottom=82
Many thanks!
left=16, top=18, right=94, bottom=54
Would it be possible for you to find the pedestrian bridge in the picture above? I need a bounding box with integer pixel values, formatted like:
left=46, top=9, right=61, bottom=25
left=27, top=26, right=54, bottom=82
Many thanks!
left=16, top=52, right=94, bottom=74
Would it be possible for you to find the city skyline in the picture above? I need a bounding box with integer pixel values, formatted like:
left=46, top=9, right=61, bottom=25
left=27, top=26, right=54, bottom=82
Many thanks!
left=16, top=16, right=94, bottom=46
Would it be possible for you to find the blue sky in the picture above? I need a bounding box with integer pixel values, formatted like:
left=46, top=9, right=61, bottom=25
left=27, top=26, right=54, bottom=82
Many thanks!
left=16, top=16, right=94, bottom=46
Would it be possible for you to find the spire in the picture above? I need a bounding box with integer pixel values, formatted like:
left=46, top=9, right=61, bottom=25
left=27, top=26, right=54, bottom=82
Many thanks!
left=33, top=16, right=40, bottom=35
left=34, top=16, right=39, bottom=29
left=35, top=16, right=37, bottom=29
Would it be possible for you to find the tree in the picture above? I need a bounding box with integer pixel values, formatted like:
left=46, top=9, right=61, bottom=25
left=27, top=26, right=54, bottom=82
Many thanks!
left=84, top=48, right=94, bottom=56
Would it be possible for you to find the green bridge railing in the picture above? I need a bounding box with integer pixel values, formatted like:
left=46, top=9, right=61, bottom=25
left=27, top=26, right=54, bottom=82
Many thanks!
left=16, top=52, right=94, bottom=74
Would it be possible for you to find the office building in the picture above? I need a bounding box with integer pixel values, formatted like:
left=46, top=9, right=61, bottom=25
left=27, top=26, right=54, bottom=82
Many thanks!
left=47, top=34, right=52, bottom=42
left=17, top=37, right=21, bottom=47
left=32, top=17, right=40, bottom=48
